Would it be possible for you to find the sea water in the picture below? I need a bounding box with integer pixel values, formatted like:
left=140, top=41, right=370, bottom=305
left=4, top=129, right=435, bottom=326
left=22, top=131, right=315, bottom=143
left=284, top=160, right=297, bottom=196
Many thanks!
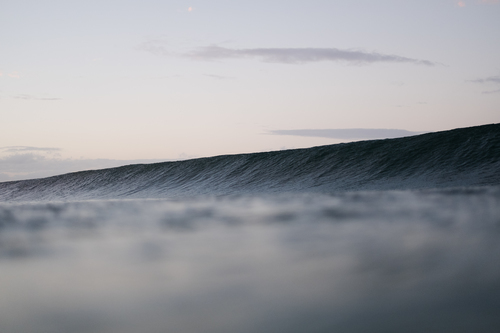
left=1, top=187, right=499, bottom=333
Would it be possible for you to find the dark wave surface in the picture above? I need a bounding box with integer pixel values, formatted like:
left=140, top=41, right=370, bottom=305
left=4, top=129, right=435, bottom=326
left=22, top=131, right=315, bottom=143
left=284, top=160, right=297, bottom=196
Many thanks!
left=1, top=123, right=499, bottom=201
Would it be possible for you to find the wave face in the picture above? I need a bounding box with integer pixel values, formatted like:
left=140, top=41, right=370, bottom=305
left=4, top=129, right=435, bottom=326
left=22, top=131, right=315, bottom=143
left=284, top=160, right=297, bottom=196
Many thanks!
left=1, top=123, right=499, bottom=201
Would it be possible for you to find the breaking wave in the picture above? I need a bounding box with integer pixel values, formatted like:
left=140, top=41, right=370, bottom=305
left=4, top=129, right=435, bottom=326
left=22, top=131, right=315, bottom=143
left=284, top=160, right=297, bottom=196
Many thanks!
left=1, top=123, right=499, bottom=201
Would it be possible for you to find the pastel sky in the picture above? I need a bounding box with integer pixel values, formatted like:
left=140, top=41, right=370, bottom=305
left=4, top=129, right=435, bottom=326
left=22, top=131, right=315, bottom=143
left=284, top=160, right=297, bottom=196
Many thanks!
left=1, top=0, right=499, bottom=180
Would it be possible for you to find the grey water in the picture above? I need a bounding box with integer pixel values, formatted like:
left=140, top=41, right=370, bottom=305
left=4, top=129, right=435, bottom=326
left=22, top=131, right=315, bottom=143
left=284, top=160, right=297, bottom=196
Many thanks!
left=1, top=124, right=500, bottom=332
left=1, top=187, right=500, bottom=333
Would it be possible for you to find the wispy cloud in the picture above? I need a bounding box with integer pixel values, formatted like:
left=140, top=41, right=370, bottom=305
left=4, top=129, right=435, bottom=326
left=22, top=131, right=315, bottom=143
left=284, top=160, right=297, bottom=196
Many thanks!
left=1, top=146, right=61, bottom=154
left=269, top=129, right=424, bottom=140
left=186, top=45, right=438, bottom=66
left=468, top=75, right=500, bottom=94
left=203, top=74, right=235, bottom=80
left=469, top=75, right=500, bottom=84
left=138, top=41, right=438, bottom=66
left=0, top=146, right=189, bottom=182
left=482, top=89, right=500, bottom=94
left=12, top=94, right=62, bottom=101
left=136, top=40, right=172, bottom=57
left=0, top=154, right=167, bottom=182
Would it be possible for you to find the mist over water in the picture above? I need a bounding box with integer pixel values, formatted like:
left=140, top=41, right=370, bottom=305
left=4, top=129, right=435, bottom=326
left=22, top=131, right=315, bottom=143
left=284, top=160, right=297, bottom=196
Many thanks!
left=1, top=124, right=500, bottom=332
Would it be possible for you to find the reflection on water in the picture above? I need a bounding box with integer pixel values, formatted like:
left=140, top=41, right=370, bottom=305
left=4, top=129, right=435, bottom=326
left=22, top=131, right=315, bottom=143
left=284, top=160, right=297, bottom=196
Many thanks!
left=1, top=189, right=500, bottom=332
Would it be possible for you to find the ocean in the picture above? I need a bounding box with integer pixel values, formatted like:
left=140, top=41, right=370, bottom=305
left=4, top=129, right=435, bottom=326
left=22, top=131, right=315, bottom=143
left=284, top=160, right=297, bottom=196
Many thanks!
left=0, top=124, right=499, bottom=332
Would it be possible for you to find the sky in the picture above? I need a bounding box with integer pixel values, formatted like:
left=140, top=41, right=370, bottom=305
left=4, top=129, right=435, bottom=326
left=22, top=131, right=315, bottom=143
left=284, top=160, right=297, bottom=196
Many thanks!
left=1, top=0, right=499, bottom=181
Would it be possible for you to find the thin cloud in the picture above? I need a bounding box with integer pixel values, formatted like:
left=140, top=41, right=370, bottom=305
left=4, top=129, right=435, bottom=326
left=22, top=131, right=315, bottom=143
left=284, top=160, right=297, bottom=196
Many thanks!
left=469, top=75, right=500, bottom=94
left=269, top=129, right=424, bottom=140
left=12, top=94, right=62, bottom=101
left=0, top=146, right=196, bottom=182
left=136, top=40, right=171, bottom=57
left=186, top=45, right=437, bottom=66
left=0, top=153, right=167, bottom=182
left=203, top=74, right=234, bottom=80
left=137, top=41, right=438, bottom=66
left=482, top=89, right=500, bottom=94
left=0, top=146, right=61, bottom=154
left=470, top=75, right=500, bottom=84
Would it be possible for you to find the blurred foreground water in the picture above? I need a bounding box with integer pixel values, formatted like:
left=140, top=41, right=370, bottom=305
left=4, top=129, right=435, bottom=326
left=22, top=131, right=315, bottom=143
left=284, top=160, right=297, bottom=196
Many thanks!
left=1, top=187, right=499, bottom=333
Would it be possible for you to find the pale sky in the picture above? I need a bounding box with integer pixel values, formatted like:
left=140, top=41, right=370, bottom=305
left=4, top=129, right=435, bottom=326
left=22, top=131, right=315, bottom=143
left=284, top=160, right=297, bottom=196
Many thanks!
left=1, top=0, right=499, bottom=180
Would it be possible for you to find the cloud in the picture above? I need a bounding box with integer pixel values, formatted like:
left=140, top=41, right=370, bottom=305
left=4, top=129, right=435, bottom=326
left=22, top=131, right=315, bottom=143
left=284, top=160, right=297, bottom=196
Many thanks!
left=185, top=45, right=438, bottom=66
left=458, top=1, right=466, bottom=7
left=0, top=146, right=61, bottom=154
left=12, top=94, right=62, bottom=101
left=0, top=147, right=172, bottom=182
left=470, top=75, right=500, bottom=84
left=136, top=40, right=172, bottom=57
left=469, top=75, right=500, bottom=94
left=7, top=72, right=20, bottom=78
left=269, top=129, right=423, bottom=140
left=203, top=74, right=234, bottom=80
left=138, top=41, right=437, bottom=66
left=482, top=89, right=500, bottom=94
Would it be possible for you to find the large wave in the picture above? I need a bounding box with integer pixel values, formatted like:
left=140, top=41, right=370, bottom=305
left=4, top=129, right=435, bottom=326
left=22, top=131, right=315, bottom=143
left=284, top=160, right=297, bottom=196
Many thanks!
left=1, top=123, right=499, bottom=201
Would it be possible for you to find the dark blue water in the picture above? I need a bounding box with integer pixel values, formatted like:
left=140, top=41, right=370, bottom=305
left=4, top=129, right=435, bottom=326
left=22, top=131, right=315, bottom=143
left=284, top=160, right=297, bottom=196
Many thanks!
left=0, top=124, right=499, bottom=332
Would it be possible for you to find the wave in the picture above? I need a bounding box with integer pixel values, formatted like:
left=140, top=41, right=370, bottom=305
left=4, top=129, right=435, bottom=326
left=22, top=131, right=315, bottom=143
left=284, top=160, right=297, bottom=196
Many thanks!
left=1, top=123, right=499, bottom=201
